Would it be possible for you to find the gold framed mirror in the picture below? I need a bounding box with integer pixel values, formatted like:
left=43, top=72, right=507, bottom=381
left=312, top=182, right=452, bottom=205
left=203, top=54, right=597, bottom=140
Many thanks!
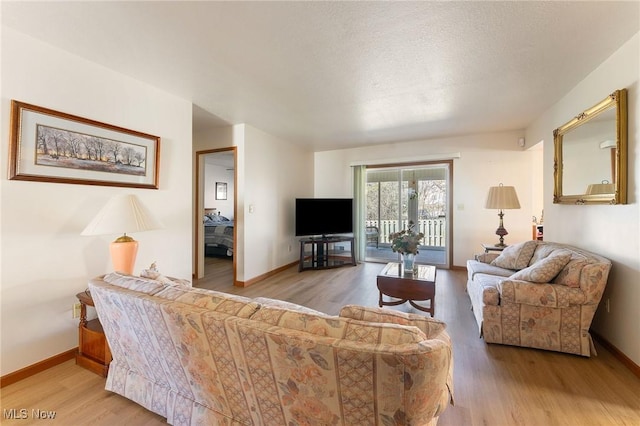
left=553, top=89, right=627, bottom=204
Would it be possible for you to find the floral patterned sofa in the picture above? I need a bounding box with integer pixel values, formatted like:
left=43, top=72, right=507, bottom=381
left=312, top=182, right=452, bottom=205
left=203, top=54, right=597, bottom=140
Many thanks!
left=466, top=241, right=611, bottom=357
left=88, top=272, right=454, bottom=425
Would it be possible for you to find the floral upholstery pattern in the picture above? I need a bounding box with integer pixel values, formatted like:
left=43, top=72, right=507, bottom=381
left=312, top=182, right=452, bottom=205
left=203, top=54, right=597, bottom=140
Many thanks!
left=466, top=241, right=611, bottom=357
left=250, top=306, right=428, bottom=345
left=89, top=274, right=453, bottom=425
left=339, top=305, right=454, bottom=406
left=509, top=249, right=572, bottom=283
left=339, top=304, right=447, bottom=338
left=154, top=286, right=260, bottom=318
left=490, top=240, right=537, bottom=270
left=553, top=258, right=587, bottom=288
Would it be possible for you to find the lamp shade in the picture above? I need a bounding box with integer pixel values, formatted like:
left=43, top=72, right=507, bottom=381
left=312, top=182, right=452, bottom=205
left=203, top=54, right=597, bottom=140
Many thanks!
left=81, top=194, right=162, bottom=236
left=485, top=184, right=521, bottom=210
left=82, top=194, right=162, bottom=275
left=586, top=182, right=615, bottom=195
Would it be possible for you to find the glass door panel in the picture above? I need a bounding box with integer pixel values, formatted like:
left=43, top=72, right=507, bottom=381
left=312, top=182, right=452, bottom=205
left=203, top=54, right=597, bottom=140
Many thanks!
left=365, top=164, right=449, bottom=267
left=415, top=166, right=448, bottom=266
left=365, top=170, right=400, bottom=263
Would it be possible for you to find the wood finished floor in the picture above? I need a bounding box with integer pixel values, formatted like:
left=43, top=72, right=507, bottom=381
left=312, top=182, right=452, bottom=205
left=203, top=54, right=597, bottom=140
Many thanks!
left=1, top=258, right=639, bottom=425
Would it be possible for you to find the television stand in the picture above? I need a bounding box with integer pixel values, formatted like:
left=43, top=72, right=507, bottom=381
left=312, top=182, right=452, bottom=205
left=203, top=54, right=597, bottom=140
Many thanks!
left=299, top=236, right=356, bottom=272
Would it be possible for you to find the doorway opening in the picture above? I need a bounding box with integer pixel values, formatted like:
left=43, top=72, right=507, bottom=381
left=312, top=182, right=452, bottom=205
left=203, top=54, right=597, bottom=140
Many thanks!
left=195, top=148, right=236, bottom=283
left=365, top=161, right=451, bottom=268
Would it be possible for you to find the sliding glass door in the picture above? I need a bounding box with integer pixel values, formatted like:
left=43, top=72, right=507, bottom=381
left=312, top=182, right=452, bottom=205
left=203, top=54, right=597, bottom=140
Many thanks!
left=365, top=163, right=450, bottom=267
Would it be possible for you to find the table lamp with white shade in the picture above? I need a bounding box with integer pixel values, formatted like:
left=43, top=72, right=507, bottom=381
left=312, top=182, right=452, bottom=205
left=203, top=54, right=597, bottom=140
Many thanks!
left=81, top=194, right=162, bottom=274
left=485, top=183, right=521, bottom=247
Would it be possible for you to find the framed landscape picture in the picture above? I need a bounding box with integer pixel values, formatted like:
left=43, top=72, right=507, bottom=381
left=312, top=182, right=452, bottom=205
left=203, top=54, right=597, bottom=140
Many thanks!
left=215, top=182, right=227, bottom=200
left=8, top=100, right=160, bottom=189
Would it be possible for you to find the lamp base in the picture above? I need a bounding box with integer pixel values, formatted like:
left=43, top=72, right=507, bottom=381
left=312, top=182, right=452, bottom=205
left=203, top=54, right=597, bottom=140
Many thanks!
left=110, top=237, right=138, bottom=275
left=495, top=210, right=508, bottom=247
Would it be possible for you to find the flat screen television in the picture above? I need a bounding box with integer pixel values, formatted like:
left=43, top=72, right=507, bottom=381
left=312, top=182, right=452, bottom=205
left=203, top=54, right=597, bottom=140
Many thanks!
left=295, top=198, right=353, bottom=237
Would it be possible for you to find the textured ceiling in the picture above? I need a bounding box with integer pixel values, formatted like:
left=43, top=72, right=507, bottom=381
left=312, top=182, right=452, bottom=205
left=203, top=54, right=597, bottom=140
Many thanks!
left=2, top=1, right=639, bottom=151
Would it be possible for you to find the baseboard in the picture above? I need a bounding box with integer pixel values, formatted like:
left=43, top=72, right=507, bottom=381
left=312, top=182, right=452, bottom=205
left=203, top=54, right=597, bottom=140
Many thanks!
left=0, top=348, right=77, bottom=388
left=591, top=331, right=640, bottom=378
left=235, top=260, right=299, bottom=287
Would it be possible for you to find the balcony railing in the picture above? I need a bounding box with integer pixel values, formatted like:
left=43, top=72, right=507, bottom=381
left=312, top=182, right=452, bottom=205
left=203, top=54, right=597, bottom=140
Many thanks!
left=366, top=218, right=446, bottom=247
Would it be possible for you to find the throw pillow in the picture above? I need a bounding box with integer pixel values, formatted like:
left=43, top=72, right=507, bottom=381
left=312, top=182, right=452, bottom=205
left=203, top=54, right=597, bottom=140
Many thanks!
left=553, top=259, right=586, bottom=288
left=509, top=249, right=572, bottom=283
left=490, top=240, right=537, bottom=270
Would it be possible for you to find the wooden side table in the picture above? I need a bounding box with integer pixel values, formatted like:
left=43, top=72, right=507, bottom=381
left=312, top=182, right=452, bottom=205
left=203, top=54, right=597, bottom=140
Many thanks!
left=481, top=243, right=507, bottom=253
left=76, top=291, right=111, bottom=377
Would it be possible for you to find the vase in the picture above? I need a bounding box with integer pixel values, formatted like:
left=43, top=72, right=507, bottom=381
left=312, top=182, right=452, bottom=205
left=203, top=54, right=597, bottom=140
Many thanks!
left=402, top=253, right=415, bottom=274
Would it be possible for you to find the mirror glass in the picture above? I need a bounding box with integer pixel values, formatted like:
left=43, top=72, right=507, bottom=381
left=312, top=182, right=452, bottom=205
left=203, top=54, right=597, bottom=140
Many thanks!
left=553, top=89, right=627, bottom=204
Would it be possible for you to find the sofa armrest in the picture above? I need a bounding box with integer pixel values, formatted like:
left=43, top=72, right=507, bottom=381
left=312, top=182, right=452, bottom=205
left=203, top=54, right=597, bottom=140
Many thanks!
left=498, top=279, right=587, bottom=308
left=339, top=305, right=454, bottom=407
left=578, top=263, right=612, bottom=304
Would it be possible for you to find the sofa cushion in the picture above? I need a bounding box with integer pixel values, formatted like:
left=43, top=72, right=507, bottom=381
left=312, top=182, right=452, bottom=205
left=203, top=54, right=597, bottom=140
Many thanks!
left=250, top=306, right=426, bottom=345
left=529, top=243, right=560, bottom=265
left=490, top=240, right=537, bottom=270
left=467, top=259, right=514, bottom=281
left=339, top=305, right=447, bottom=339
left=253, top=297, right=326, bottom=315
left=553, top=258, right=587, bottom=288
left=474, top=252, right=500, bottom=264
left=509, top=249, right=572, bottom=283
left=153, top=286, right=260, bottom=318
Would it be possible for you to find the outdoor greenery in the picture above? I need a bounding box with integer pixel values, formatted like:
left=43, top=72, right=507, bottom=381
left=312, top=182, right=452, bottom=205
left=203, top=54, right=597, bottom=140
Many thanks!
left=366, top=179, right=446, bottom=222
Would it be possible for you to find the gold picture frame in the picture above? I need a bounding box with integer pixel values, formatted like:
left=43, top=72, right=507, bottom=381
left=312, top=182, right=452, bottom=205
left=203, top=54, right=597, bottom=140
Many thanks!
left=553, top=89, right=627, bottom=205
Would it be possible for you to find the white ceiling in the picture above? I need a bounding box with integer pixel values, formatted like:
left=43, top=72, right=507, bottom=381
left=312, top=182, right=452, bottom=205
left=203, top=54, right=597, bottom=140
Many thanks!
left=2, top=1, right=639, bottom=151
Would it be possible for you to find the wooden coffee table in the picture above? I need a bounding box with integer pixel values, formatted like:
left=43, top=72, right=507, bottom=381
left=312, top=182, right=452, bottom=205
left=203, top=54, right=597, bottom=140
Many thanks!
left=377, top=262, right=436, bottom=316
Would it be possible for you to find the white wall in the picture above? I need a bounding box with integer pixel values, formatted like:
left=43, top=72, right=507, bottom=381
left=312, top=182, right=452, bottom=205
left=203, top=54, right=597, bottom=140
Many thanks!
left=0, top=28, right=193, bottom=375
left=526, top=33, right=640, bottom=365
left=314, top=131, right=533, bottom=267
left=529, top=142, right=544, bottom=227
left=193, top=124, right=314, bottom=283
left=242, top=125, right=314, bottom=282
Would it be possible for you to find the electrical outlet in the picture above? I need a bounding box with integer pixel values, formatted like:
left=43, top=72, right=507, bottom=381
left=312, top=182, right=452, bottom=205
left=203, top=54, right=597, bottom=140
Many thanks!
left=72, top=302, right=82, bottom=319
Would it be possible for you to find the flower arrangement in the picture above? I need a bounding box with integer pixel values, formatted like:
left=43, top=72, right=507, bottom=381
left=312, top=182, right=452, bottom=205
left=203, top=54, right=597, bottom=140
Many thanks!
left=389, top=221, right=424, bottom=255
